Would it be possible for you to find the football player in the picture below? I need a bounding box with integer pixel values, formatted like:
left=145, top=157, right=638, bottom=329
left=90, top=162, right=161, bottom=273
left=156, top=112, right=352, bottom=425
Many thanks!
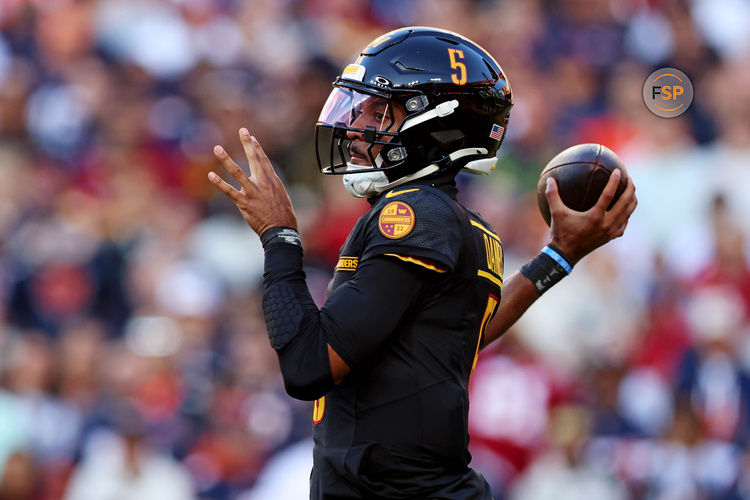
left=209, top=27, right=636, bottom=500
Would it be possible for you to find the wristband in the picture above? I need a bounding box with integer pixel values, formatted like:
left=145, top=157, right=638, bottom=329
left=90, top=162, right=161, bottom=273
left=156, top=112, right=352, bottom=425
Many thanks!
left=261, top=226, right=302, bottom=249
left=520, top=245, right=574, bottom=295
left=263, top=228, right=304, bottom=290
left=541, top=244, right=573, bottom=274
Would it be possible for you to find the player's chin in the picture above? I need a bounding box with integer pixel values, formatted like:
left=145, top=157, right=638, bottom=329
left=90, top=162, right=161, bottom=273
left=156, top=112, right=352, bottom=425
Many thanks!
left=349, top=156, right=371, bottom=167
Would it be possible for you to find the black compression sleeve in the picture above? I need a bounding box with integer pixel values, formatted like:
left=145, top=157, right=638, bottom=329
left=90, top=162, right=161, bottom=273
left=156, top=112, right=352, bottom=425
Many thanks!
left=262, top=229, right=429, bottom=400
left=263, top=231, right=334, bottom=401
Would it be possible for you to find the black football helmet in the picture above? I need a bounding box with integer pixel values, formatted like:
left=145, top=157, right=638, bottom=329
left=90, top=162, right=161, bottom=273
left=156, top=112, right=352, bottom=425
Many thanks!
left=315, top=27, right=513, bottom=196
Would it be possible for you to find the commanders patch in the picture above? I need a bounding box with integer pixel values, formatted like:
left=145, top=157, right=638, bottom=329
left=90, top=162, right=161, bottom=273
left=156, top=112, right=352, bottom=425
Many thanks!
left=379, top=201, right=415, bottom=239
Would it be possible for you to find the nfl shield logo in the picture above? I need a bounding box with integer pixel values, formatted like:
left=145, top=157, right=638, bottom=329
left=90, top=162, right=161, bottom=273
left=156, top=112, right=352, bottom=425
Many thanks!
left=489, top=124, right=504, bottom=141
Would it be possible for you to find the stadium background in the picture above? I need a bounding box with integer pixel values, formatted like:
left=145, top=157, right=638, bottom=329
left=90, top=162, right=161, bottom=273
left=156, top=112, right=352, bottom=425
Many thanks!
left=1, top=0, right=749, bottom=498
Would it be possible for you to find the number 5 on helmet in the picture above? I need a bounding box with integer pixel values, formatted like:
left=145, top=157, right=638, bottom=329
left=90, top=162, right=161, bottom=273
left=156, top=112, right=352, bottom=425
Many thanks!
left=315, top=27, right=514, bottom=198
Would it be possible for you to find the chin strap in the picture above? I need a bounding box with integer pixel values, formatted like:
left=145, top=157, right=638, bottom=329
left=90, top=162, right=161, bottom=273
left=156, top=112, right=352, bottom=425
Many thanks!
left=342, top=163, right=440, bottom=198
left=372, top=164, right=440, bottom=193
left=342, top=145, right=493, bottom=198
left=400, top=100, right=459, bottom=132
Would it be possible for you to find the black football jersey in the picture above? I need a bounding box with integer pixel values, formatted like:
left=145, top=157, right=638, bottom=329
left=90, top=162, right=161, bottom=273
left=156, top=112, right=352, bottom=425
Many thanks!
left=311, top=185, right=503, bottom=499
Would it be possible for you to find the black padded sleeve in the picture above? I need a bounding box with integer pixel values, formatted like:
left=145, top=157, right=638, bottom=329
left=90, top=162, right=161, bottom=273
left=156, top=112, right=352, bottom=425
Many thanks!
left=263, top=240, right=334, bottom=400
left=262, top=236, right=427, bottom=400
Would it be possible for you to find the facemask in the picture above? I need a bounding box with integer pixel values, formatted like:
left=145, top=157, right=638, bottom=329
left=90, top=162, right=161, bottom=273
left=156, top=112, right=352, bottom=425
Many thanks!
left=342, top=163, right=389, bottom=198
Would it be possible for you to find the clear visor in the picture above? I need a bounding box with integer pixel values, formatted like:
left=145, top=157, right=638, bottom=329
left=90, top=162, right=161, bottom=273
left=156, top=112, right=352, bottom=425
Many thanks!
left=318, top=87, right=396, bottom=133
left=315, top=87, right=406, bottom=175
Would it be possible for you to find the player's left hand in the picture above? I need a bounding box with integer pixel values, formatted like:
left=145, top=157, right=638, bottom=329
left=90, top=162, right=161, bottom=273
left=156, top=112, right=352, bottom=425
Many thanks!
left=545, top=169, right=637, bottom=265
left=208, top=128, right=297, bottom=237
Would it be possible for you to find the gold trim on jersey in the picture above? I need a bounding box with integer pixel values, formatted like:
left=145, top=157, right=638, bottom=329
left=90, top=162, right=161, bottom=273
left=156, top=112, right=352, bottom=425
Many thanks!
left=470, top=219, right=501, bottom=242
left=335, top=256, right=359, bottom=272
left=385, top=188, right=420, bottom=199
left=477, top=269, right=503, bottom=288
left=385, top=253, right=448, bottom=273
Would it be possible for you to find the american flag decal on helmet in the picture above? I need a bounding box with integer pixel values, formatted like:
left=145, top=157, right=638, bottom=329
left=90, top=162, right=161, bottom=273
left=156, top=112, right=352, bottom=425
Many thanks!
left=489, top=124, right=504, bottom=141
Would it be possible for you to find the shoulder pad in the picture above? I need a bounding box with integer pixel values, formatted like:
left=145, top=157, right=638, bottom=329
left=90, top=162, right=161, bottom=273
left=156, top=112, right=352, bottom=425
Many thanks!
left=362, top=188, right=463, bottom=271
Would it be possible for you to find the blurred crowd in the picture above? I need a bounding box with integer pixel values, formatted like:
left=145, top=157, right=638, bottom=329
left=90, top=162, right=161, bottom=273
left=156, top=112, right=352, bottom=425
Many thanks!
left=0, top=0, right=749, bottom=499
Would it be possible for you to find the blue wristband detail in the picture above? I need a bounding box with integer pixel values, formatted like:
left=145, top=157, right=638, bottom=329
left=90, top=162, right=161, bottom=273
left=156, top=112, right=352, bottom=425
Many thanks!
left=541, top=246, right=573, bottom=275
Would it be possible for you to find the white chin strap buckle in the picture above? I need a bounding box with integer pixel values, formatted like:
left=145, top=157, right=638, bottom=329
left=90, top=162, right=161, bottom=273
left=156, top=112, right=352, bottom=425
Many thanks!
left=400, top=99, right=459, bottom=132
left=435, top=100, right=459, bottom=117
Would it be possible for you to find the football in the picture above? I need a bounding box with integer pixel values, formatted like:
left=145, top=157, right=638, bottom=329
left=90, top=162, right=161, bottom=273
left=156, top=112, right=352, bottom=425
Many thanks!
left=536, top=143, right=628, bottom=226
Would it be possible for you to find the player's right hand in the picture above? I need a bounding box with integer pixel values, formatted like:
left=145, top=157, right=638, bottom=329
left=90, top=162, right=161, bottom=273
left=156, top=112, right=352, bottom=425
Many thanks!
left=208, top=128, right=298, bottom=237
left=545, top=170, right=637, bottom=264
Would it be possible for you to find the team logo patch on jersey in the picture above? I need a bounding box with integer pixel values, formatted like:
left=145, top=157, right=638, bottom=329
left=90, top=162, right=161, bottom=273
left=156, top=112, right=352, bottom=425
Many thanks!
left=379, top=201, right=415, bottom=239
